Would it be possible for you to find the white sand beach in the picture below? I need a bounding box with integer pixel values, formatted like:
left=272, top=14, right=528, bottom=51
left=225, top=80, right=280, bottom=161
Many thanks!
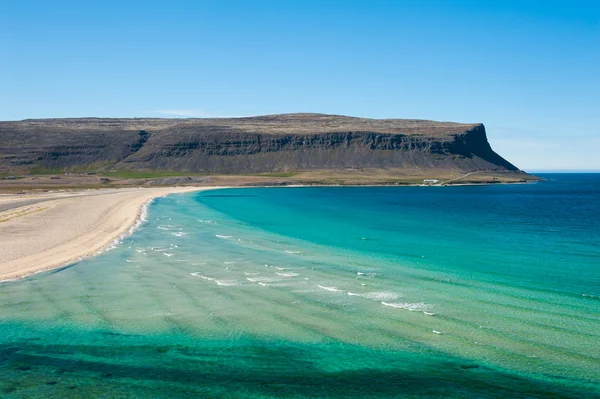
left=0, top=187, right=216, bottom=281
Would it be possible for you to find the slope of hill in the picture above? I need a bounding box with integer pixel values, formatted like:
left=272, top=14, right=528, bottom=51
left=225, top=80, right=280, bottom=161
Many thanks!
left=0, top=113, right=533, bottom=185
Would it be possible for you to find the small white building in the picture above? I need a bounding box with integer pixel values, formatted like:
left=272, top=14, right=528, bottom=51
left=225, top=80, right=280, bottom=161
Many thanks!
left=423, top=179, right=440, bottom=184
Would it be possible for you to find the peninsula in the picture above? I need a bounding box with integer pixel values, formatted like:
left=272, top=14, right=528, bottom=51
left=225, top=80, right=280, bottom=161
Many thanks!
left=0, top=187, right=215, bottom=281
left=0, top=113, right=535, bottom=279
left=0, top=113, right=535, bottom=188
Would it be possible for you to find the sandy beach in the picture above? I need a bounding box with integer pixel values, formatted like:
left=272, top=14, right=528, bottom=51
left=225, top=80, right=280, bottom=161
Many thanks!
left=0, top=186, right=216, bottom=281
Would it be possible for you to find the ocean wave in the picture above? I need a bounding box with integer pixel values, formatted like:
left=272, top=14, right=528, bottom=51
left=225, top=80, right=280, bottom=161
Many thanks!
left=347, top=291, right=401, bottom=301
left=318, top=285, right=343, bottom=293
left=285, top=250, right=303, bottom=254
left=99, top=204, right=153, bottom=253
left=145, top=312, right=173, bottom=318
left=190, top=273, right=239, bottom=286
left=291, top=289, right=321, bottom=294
left=128, top=199, right=151, bottom=236
left=247, top=276, right=281, bottom=283
left=216, top=234, right=232, bottom=239
left=276, top=272, right=299, bottom=277
left=102, top=238, right=123, bottom=252
left=381, top=301, right=433, bottom=312
left=190, top=273, right=215, bottom=281
left=357, top=272, right=377, bottom=277
left=215, top=279, right=240, bottom=286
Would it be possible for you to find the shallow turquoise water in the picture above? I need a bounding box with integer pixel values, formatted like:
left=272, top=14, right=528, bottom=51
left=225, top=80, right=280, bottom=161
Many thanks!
left=0, top=174, right=599, bottom=398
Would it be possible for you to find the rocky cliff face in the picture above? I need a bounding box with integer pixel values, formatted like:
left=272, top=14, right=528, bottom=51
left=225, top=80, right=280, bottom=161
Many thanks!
left=0, top=113, right=521, bottom=174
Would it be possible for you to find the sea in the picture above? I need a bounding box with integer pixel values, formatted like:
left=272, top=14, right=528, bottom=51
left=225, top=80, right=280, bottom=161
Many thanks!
left=0, top=173, right=598, bottom=398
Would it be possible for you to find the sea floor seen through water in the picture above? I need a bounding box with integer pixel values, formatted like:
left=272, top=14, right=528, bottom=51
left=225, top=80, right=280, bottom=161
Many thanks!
left=0, top=174, right=599, bottom=398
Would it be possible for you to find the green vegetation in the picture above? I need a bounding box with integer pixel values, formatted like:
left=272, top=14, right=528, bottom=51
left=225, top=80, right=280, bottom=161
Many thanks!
left=29, top=161, right=119, bottom=176
left=28, top=167, right=65, bottom=175
left=100, top=170, right=205, bottom=179
left=0, top=172, right=22, bottom=178
left=67, top=161, right=118, bottom=173
left=257, top=172, right=297, bottom=178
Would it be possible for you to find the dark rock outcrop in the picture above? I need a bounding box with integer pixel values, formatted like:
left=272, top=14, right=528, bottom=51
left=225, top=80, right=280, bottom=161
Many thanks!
left=0, top=113, right=522, bottom=175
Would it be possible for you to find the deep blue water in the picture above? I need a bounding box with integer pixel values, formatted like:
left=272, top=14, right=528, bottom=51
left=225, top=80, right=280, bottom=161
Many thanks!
left=199, top=174, right=600, bottom=296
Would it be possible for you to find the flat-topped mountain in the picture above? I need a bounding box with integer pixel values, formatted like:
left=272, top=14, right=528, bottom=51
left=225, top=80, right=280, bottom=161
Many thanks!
left=0, top=113, right=529, bottom=182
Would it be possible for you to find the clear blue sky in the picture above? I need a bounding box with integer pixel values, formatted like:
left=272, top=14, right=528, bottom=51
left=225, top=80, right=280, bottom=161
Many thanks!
left=2, top=0, right=599, bottom=170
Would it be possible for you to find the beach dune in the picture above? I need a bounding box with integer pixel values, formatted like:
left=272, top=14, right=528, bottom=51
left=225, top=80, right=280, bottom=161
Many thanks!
left=0, top=187, right=210, bottom=281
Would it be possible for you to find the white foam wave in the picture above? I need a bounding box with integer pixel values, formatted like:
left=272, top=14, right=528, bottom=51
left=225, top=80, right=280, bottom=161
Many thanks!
left=381, top=301, right=433, bottom=312
left=150, top=312, right=173, bottom=318
left=96, top=199, right=150, bottom=253
left=216, top=234, right=232, bottom=239
left=215, top=280, right=240, bottom=286
left=197, top=219, right=217, bottom=225
left=347, top=291, right=401, bottom=301
left=276, top=272, right=299, bottom=277
left=318, top=285, right=343, bottom=293
left=247, top=276, right=281, bottom=283
left=171, top=232, right=187, bottom=237
left=190, top=273, right=239, bottom=286
left=357, top=272, right=377, bottom=277
left=129, top=199, right=151, bottom=236
left=285, top=250, right=302, bottom=254
left=190, top=273, right=215, bottom=281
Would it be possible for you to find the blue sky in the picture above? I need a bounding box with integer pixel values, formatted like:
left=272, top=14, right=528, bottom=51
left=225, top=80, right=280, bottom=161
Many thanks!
left=2, top=0, right=599, bottom=170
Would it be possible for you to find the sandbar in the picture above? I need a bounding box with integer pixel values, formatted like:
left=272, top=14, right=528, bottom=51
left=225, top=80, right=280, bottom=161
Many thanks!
left=0, top=187, right=217, bottom=281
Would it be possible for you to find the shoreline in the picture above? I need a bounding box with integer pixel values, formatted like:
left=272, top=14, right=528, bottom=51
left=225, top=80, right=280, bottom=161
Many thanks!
left=0, top=180, right=536, bottom=282
left=240, top=180, right=537, bottom=188
left=0, top=186, right=222, bottom=282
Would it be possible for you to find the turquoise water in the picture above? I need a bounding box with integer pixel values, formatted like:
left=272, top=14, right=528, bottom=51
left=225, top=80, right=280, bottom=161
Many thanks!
left=0, top=174, right=599, bottom=398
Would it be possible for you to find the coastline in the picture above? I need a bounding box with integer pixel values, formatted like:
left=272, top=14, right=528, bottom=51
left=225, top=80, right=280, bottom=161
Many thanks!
left=0, top=180, right=535, bottom=282
left=0, top=186, right=220, bottom=282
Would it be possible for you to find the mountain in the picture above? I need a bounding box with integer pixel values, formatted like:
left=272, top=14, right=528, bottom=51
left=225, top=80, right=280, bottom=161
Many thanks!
left=0, top=113, right=532, bottom=183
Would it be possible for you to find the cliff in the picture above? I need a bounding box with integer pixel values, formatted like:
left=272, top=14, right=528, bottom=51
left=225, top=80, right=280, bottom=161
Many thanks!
left=0, top=113, right=525, bottom=177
